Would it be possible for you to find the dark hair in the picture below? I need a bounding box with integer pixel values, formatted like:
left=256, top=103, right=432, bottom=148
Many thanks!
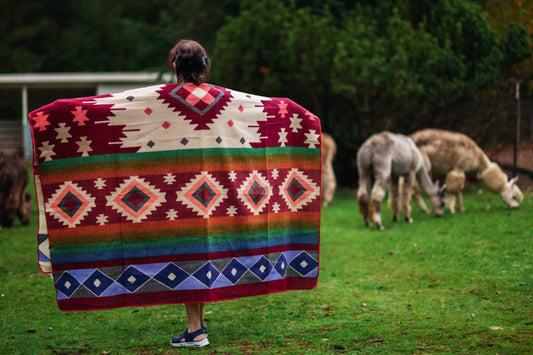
left=167, top=39, right=211, bottom=84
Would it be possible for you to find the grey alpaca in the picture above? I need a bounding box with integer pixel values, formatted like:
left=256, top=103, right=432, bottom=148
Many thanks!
left=356, top=132, right=444, bottom=230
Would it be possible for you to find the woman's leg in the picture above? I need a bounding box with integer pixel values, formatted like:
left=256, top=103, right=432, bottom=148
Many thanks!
left=183, top=303, right=206, bottom=341
left=199, top=303, right=205, bottom=325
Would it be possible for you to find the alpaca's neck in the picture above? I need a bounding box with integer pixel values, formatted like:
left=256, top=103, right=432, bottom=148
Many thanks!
left=417, top=166, right=437, bottom=195
left=476, top=147, right=492, bottom=174
left=478, top=163, right=508, bottom=193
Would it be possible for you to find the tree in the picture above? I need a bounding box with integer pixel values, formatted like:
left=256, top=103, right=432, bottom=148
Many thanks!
left=480, top=0, right=532, bottom=84
left=332, top=1, right=504, bottom=138
left=0, top=0, right=240, bottom=73
left=212, top=0, right=337, bottom=119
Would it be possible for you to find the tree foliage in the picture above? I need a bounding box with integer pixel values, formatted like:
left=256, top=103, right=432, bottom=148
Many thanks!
left=1, top=0, right=530, bottom=185
left=212, top=1, right=337, bottom=118
left=213, top=1, right=526, bottom=134
left=331, top=0, right=505, bottom=137
left=480, top=0, right=533, bottom=84
left=0, top=0, right=240, bottom=72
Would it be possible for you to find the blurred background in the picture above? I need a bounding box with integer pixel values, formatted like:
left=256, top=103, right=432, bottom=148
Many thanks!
left=1, top=0, right=531, bottom=187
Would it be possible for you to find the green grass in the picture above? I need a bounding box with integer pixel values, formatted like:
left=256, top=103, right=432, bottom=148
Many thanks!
left=1, top=176, right=532, bottom=354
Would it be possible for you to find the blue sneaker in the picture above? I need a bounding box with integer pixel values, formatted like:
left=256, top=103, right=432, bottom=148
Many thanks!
left=170, top=327, right=209, bottom=347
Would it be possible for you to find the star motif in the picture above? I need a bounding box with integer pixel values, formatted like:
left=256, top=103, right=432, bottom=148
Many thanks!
left=55, top=122, right=72, bottom=143
left=305, top=111, right=316, bottom=120
left=38, top=141, right=55, bottom=161
left=76, top=136, right=92, bottom=156
left=271, top=169, right=279, bottom=180
left=304, top=129, right=320, bottom=148
left=32, top=111, right=51, bottom=132
left=94, top=178, right=106, bottom=190
left=166, top=209, right=178, bottom=220
left=289, top=113, right=302, bottom=133
left=272, top=202, right=281, bottom=213
left=96, top=214, right=108, bottom=225
left=278, top=128, right=288, bottom=147
left=71, top=106, right=90, bottom=126
left=228, top=171, right=237, bottom=182
left=227, top=205, right=238, bottom=217
left=164, top=173, right=176, bottom=185
left=278, top=100, right=288, bottom=118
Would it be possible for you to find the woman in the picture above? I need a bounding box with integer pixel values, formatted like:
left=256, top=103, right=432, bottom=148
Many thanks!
left=28, top=37, right=320, bottom=350
left=168, top=39, right=211, bottom=348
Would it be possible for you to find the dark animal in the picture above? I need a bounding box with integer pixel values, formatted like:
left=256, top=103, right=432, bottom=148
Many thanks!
left=0, top=151, right=31, bottom=227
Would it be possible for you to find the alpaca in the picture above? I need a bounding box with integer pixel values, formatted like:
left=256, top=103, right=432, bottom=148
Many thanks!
left=321, top=133, right=337, bottom=207
left=410, top=129, right=524, bottom=213
left=356, top=132, right=444, bottom=230
left=0, top=151, right=31, bottom=227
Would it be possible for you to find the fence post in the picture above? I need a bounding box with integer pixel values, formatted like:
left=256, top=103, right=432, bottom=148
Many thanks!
left=22, top=85, right=32, bottom=160
left=514, top=81, right=520, bottom=178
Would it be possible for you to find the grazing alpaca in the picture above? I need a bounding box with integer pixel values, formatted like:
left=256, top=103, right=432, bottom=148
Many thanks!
left=410, top=129, right=524, bottom=213
left=321, top=133, right=337, bottom=207
left=0, top=151, right=31, bottom=228
left=356, top=132, right=444, bottom=230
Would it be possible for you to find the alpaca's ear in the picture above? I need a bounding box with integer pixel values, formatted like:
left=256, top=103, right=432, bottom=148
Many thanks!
left=438, top=183, right=447, bottom=198
left=509, top=177, right=518, bottom=186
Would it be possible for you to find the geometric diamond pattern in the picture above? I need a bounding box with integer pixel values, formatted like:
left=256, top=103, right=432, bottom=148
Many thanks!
left=250, top=256, right=272, bottom=281
left=84, top=269, right=114, bottom=296
left=117, top=266, right=150, bottom=292
left=46, top=181, right=96, bottom=228
left=41, top=168, right=320, bottom=228
left=237, top=171, right=271, bottom=215
left=165, top=83, right=227, bottom=130
left=153, top=264, right=189, bottom=289
left=106, top=176, right=166, bottom=223
left=54, top=250, right=318, bottom=300
left=289, top=252, right=318, bottom=276
left=274, top=253, right=288, bottom=277
left=193, top=262, right=220, bottom=288
left=222, top=259, right=247, bottom=284
left=38, top=233, right=51, bottom=263
left=178, top=171, right=228, bottom=218
left=280, top=169, right=319, bottom=212
left=55, top=272, right=81, bottom=297
left=169, top=83, right=225, bottom=116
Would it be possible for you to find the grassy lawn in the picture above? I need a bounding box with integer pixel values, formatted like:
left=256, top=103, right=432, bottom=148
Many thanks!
left=1, top=175, right=531, bottom=354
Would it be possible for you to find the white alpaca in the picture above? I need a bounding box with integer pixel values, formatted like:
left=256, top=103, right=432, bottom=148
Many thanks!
left=356, top=132, right=444, bottom=230
left=321, top=133, right=337, bottom=207
left=410, top=129, right=524, bottom=213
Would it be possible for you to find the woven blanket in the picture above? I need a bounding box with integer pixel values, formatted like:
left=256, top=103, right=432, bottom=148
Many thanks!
left=29, top=83, right=321, bottom=311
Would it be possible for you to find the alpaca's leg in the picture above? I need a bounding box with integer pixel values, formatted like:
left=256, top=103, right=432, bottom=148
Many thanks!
left=445, top=169, right=466, bottom=212
left=322, top=169, right=336, bottom=207
left=412, top=182, right=430, bottom=214
left=370, top=177, right=388, bottom=230
left=448, top=193, right=457, bottom=213
left=357, top=178, right=371, bottom=227
left=357, top=195, right=370, bottom=227
left=389, top=177, right=400, bottom=222
left=457, top=191, right=466, bottom=211
left=400, top=172, right=415, bottom=223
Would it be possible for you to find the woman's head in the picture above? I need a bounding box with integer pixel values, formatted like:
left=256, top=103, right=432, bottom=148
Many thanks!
left=168, top=39, right=210, bottom=84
